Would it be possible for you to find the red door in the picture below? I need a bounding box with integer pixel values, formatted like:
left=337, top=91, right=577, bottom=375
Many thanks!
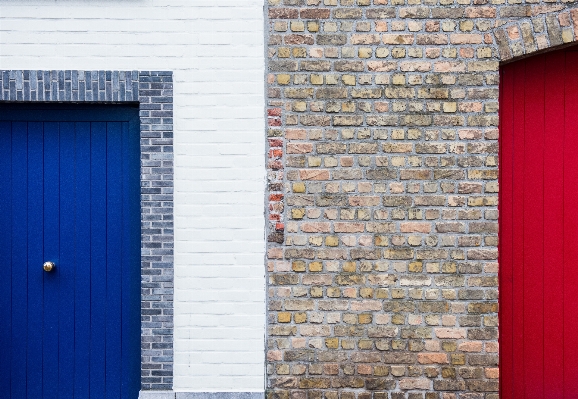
left=500, top=46, right=578, bottom=398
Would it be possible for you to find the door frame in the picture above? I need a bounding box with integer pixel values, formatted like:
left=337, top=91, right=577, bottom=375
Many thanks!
left=0, top=70, right=174, bottom=392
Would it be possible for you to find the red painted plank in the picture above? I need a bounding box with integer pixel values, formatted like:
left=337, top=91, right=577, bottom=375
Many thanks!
left=501, top=45, right=578, bottom=398
left=563, top=49, right=578, bottom=395
left=543, top=49, right=565, bottom=399
left=522, top=54, right=545, bottom=398
left=499, top=62, right=515, bottom=399
left=511, top=59, right=526, bottom=397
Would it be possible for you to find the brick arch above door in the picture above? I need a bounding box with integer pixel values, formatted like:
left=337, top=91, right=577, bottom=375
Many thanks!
left=493, top=6, right=578, bottom=62
left=0, top=70, right=174, bottom=392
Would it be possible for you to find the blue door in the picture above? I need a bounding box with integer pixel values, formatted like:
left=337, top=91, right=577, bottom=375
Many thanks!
left=0, top=104, right=141, bottom=399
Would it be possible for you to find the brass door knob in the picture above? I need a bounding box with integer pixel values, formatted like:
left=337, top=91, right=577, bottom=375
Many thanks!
left=43, top=261, right=55, bottom=272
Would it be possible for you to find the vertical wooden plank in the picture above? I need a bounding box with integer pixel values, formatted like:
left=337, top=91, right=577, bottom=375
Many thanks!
left=58, top=121, right=76, bottom=399
left=564, top=49, right=578, bottom=396
left=512, top=59, right=526, bottom=397
left=105, top=122, right=123, bottom=398
left=27, top=122, right=44, bottom=399
left=121, top=119, right=142, bottom=399
left=543, top=50, right=565, bottom=398
left=43, top=121, right=60, bottom=399
left=11, top=121, right=28, bottom=399
left=0, top=121, right=12, bottom=395
left=499, top=63, right=515, bottom=399
left=121, top=121, right=130, bottom=399
left=90, top=121, right=107, bottom=399
left=74, top=122, right=92, bottom=398
left=523, top=54, right=545, bottom=397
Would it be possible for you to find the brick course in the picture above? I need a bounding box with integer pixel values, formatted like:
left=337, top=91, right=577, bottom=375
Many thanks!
left=266, top=1, right=578, bottom=397
left=0, top=70, right=174, bottom=391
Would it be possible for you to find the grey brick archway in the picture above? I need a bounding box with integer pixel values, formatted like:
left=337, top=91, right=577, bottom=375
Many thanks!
left=0, top=70, right=174, bottom=391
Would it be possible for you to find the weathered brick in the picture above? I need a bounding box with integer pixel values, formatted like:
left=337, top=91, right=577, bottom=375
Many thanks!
left=300, top=8, right=331, bottom=19
left=269, top=8, right=299, bottom=19
left=262, top=0, right=559, bottom=394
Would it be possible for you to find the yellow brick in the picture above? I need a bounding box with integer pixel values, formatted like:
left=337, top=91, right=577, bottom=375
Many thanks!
left=409, top=261, right=423, bottom=272
left=293, top=101, right=307, bottom=112
left=294, top=312, right=307, bottom=323
left=392, top=74, right=406, bottom=85
left=563, top=29, right=574, bottom=43
left=343, top=261, right=356, bottom=272
left=292, top=48, right=307, bottom=58
left=359, top=314, right=372, bottom=324
left=408, top=236, right=421, bottom=246
left=460, top=20, right=474, bottom=32
left=359, top=47, right=372, bottom=58
left=477, top=47, right=492, bottom=58
left=341, top=340, right=355, bottom=349
left=293, top=182, right=306, bottom=193
left=291, top=208, right=305, bottom=219
left=311, top=74, right=324, bottom=85
left=325, top=236, right=339, bottom=246
left=342, top=75, right=356, bottom=85
left=325, top=338, right=339, bottom=349
left=307, top=21, right=319, bottom=32
left=342, top=102, right=356, bottom=112
left=443, top=102, right=457, bottom=113
left=308, top=156, right=321, bottom=167
left=278, top=48, right=290, bottom=58
left=291, top=21, right=305, bottom=32
left=292, top=260, right=306, bottom=272
left=376, top=48, right=390, bottom=58
left=358, top=339, right=373, bottom=349
left=326, top=75, right=339, bottom=85
left=375, top=235, right=389, bottom=246
left=309, top=262, right=323, bottom=272
left=277, top=74, right=291, bottom=85
left=278, top=312, right=291, bottom=323
left=309, top=236, right=323, bottom=246
left=274, top=21, right=287, bottom=32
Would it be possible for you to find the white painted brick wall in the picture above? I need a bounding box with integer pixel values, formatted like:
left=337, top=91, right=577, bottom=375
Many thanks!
left=0, top=0, right=266, bottom=392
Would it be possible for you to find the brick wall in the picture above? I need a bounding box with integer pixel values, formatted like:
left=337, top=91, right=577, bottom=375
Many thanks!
left=0, top=0, right=266, bottom=393
left=266, top=1, right=578, bottom=398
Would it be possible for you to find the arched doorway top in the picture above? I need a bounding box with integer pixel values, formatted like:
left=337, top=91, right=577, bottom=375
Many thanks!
left=494, top=5, right=578, bottom=63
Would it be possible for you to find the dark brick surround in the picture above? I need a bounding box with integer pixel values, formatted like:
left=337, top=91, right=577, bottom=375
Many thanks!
left=0, top=70, right=174, bottom=390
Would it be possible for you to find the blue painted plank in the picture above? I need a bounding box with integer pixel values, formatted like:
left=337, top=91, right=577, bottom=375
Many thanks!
left=106, top=122, right=123, bottom=398
left=121, top=120, right=142, bottom=399
left=0, top=122, right=12, bottom=395
left=58, top=121, right=76, bottom=399
left=74, top=122, right=92, bottom=399
left=43, top=122, right=60, bottom=399
left=90, top=121, right=107, bottom=399
left=11, top=121, right=28, bottom=399
left=27, top=122, right=44, bottom=399
left=0, top=104, right=139, bottom=122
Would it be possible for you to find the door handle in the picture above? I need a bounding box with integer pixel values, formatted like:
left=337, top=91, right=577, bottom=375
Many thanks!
left=43, top=261, right=55, bottom=272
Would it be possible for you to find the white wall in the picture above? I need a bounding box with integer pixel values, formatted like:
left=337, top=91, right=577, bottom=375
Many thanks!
left=0, top=0, right=266, bottom=392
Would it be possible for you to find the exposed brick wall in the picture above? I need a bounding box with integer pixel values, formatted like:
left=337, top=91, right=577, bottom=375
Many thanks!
left=0, top=70, right=175, bottom=391
left=266, top=1, right=578, bottom=398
